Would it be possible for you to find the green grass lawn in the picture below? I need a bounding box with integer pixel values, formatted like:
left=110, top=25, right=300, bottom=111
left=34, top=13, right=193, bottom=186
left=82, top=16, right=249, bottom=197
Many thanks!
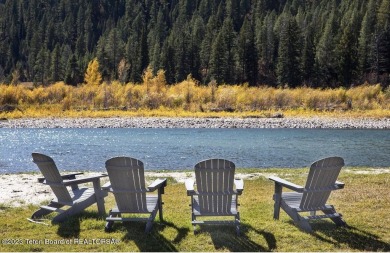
left=0, top=168, right=389, bottom=252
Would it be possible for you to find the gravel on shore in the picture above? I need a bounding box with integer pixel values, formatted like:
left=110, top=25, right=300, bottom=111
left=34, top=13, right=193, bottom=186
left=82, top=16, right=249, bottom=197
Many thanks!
left=0, top=117, right=389, bottom=129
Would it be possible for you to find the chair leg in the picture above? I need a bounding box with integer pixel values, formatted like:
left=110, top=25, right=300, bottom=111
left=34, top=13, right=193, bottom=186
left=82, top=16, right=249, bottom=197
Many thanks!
left=273, top=184, right=282, bottom=219
left=193, top=224, right=198, bottom=235
left=31, top=202, right=63, bottom=219
left=105, top=221, right=114, bottom=232
left=297, top=219, right=313, bottom=233
left=323, top=207, right=347, bottom=227
left=105, top=210, right=115, bottom=232
left=52, top=196, right=97, bottom=223
left=145, top=208, right=158, bottom=233
left=235, top=212, right=241, bottom=236
left=288, top=209, right=313, bottom=233
left=95, top=195, right=106, bottom=216
left=191, top=213, right=197, bottom=234
left=158, top=189, right=164, bottom=222
left=145, top=221, right=153, bottom=233
left=92, top=179, right=107, bottom=216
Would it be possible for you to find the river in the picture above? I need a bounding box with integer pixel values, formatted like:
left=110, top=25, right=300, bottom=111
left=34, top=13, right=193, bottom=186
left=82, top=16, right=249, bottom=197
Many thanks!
left=1, top=128, right=389, bottom=173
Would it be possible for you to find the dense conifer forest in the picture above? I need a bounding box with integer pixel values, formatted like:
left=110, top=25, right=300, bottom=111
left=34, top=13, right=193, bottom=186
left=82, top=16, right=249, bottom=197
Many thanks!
left=0, top=0, right=390, bottom=88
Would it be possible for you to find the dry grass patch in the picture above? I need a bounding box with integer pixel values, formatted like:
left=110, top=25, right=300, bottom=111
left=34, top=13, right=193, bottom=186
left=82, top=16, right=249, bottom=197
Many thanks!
left=1, top=82, right=390, bottom=119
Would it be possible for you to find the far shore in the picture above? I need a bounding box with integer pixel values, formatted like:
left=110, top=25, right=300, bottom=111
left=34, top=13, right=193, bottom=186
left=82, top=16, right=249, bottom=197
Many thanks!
left=1, top=116, right=389, bottom=129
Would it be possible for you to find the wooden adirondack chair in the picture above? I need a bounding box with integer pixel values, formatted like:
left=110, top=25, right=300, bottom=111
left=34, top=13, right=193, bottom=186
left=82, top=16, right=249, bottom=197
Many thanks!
left=103, top=157, right=167, bottom=233
left=269, top=156, right=347, bottom=233
left=185, top=159, right=244, bottom=235
left=30, top=153, right=108, bottom=223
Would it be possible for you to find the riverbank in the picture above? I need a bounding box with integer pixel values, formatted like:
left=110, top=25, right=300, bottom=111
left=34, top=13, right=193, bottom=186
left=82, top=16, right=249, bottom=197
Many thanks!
left=1, top=168, right=389, bottom=207
left=1, top=116, right=390, bottom=128
left=0, top=168, right=389, bottom=252
left=0, top=170, right=268, bottom=207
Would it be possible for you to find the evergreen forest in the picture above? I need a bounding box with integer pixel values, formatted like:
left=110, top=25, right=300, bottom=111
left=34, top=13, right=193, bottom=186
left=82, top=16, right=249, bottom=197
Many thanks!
left=1, top=0, right=390, bottom=88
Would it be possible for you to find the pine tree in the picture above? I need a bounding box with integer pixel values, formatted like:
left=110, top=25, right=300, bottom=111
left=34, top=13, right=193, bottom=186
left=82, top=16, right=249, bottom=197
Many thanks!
left=148, top=7, right=167, bottom=73
left=358, top=0, right=377, bottom=78
left=315, top=8, right=339, bottom=86
left=1, top=0, right=390, bottom=87
left=256, top=12, right=277, bottom=85
left=375, top=0, right=390, bottom=79
left=226, top=0, right=241, bottom=30
left=75, top=5, right=86, bottom=57
left=125, top=37, right=140, bottom=82
left=190, top=14, right=205, bottom=81
left=337, top=24, right=359, bottom=86
left=220, top=17, right=237, bottom=84
left=96, top=34, right=110, bottom=79
left=378, top=0, right=390, bottom=28
left=60, top=44, right=73, bottom=81
left=106, top=28, right=125, bottom=79
left=159, top=40, right=176, bottom=84
left=301, top=20, right=316, bottom=86
left=33, top=48, right=45, bottom=84
left=276, top=15, right=302, bottom=87
left=200, top=15, right=218, bottom=83
left=84, top=3, right=96, bottom=53
left=209, top=30, right=228, bottom=83
left=50, top=44, right=61, bottom=82
left=64, top=53, right=81, bottom=86
left=169, top=14, right=192, bottom=82
left=238, top=17, right=258, bottom=85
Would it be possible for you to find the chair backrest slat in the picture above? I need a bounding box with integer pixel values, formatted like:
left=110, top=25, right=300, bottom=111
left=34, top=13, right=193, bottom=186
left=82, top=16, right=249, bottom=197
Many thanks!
left=105, top=157, right=148, bottom=212
left=195, top=159, right=235, bottom=214
left=300, top=157, right=344, bottom=210
left=32, top=153, right=72, bottom=203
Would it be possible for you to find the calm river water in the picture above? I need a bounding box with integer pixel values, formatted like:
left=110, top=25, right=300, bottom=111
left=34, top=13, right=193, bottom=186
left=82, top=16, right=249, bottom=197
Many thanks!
left=1, top=128, right=389, bottom=173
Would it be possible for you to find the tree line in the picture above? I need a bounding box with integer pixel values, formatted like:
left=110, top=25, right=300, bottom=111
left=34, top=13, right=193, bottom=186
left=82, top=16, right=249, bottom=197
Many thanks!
left=0, top=0, right=390, bottom=88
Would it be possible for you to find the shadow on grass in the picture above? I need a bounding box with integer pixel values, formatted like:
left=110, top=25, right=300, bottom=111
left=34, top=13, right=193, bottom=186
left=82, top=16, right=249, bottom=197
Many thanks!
left=312, top=222, right=390, bottom=251
left=198, top=223, right=276, bottom=252
left=55, top=211, right=189, bottom=251
left=120, top=220, right=189, bottom=252
left=56, top=210, right=103, bottom=238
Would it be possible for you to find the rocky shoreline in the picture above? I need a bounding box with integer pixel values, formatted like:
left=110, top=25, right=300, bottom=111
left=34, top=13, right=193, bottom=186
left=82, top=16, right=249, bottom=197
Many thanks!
left=0, top=116, right=389, bottom=129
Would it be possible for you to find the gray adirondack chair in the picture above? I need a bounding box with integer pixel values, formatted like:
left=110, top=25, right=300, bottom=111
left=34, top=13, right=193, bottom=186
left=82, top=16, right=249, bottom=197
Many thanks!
left=103, top=157, right=167, bottom=233
left=31, top=153, right=108, bottom=223
left=269, top=156, right=347, bottom=233
left=185, top=159, right=244, bottom=235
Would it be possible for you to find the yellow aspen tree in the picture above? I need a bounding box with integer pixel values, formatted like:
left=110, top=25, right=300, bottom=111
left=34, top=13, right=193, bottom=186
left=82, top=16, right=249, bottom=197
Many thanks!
left=142, top=66, right=153, bottom=95
left=153, top=69, right=167, bottom=94
left=84, top=58, right=102, bottom=86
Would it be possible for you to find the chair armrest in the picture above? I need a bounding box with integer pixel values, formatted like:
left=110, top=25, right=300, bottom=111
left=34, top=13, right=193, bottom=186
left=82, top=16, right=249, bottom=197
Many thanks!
left=63, top=174, right=108, bottom=186
left=269, top=176, right=304, bottom=192
left=147, top=178, right=167, bottom=191
left=37, top=172, right=84, bottom=183
left=40, top=181, right=63, bottom=187
left=102, top=182, right=112, bottom=191
left=101, top=182, right=148, bottom=193
left=234, top=178, right=244, bottom=195
left=185, top=179, right=196, bottom=196
left=335, top=181, right=345, bottom=189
